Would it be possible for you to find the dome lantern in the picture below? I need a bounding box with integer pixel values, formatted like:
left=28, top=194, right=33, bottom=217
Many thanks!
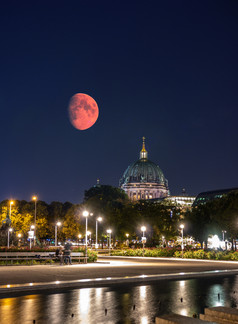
left=140, top=136, right=148, bottom=160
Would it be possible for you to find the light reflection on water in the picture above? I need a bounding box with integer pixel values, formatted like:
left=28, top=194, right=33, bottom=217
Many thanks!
left=1, top=276, right=238, bottom=323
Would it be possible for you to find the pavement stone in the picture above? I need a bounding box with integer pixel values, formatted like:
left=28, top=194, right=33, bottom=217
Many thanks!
left=1, top=256, right=238, bottom=295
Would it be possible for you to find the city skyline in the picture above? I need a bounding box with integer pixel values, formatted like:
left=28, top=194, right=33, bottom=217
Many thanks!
left=1, top=1, right=237, bottom=203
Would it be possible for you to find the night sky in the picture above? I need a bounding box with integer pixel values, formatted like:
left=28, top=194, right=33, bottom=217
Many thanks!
left=1, top=1, right=238, bottom=203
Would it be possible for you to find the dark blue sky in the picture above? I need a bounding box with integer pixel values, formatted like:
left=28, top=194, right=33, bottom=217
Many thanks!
left=1, top=1, right=237, bottom=203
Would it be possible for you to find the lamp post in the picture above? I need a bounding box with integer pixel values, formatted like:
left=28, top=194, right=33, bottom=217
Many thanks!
left=96, top=217, right=102, bottom=249
left=83, top=211, right=89, bottom=264
left=126, top=233, right=129, bottom=246
left=141, top=226, right=146, bottom=257
left=7, top=228, right=13, bottom=248
left=55, top=222, right=61, bottom=247
left=78, top=234, right=82, bottom=246
left=17, top=233, right=22, bottom=247
left=107, top=229, right=112, bottom=256
left=180, top=224, right=184, bottom=258
left=87, top=231, right=92, bottom=248
left=222, top=230, right=227, bottom=241
left=9, top=201, right=14, bottom=219
left=30, top=225, right=35, bottom=249
left=32, top=196, right=37, bottom=245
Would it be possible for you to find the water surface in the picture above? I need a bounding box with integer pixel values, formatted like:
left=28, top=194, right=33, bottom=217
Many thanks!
left=1, top=275, right=238, bottom=323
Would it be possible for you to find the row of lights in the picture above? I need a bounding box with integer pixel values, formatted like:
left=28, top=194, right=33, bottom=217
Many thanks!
left=82, top=211, right=113, bottom=260
left=7, top=199, right=185, bottom=254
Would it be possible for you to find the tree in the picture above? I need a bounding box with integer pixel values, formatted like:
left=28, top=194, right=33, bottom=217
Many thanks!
left=60, top=204, right=83, bottom=241
left=83, top=185, right=130, bottom=240
left=185, top=191, right=238, bottom=247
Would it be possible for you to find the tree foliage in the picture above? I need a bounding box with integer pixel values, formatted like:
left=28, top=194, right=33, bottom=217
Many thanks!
left=185, top=191, right=238, bottom=245
left=2, top=186, right=236, bottom=248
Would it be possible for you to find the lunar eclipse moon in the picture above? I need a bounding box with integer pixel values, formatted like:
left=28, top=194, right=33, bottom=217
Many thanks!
left=68, top=93, right=99, bottom=130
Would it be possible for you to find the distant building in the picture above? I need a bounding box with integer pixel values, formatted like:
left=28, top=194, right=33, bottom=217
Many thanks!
left=149, top=188, right=195, bottom=209
left=119, top=137, right=169, bottom=201
left=193, top=188, right=238, bottom=207
left=165, top=195, right=195, bottom=207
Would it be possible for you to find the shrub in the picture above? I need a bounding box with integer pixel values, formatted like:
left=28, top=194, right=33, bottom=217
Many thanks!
left=174, top=251, right=182, bottom=258
left=206, top=251, right=216, bottom=260
left=229, top=251, right=238, bottom=261
left=183, top=251, right=194, bottom=259
left=87, top=250, right=98, bottom=262
left=193, top=249, right=206, bottom=259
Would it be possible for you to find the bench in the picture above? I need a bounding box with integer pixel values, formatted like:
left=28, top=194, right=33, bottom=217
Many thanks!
left=71, top=252, right=88, bottom=264
left=0, top=252, right=55, bottom=265
left=0, top=252, right=88, bottom=265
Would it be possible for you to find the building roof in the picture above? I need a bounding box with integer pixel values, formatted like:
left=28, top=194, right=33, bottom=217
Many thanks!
left=119, top=138, right=168, bottom=187
left=193, top=187, right=238, bottom=206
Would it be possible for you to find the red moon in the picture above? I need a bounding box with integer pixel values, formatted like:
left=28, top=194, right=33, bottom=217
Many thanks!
left=68, top=93, right=99, bottom=130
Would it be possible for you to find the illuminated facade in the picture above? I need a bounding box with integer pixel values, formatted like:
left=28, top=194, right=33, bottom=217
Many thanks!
left=164, top=195, right=195, bottom=208
left=119, top=138, right=169, bottom=201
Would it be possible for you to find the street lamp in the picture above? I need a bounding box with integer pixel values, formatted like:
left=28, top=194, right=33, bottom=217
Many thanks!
left=180, top=224, right=184, bottom=258
left=87, top=231, right=92, bottom=248
left=7, top=228, right=13, bottom=248
left=78, top=234, right=82, bottom=245
left=83, top=210, right=89, bottom=264
left=17, top=233, right=22, bottom=247
left=96, top=217, right=102, bottom=249
left=222, top=230, right=227, bottom=241
left=55, top=222, right=61, bottom=247
left=141, top=226, right=146, bottom=257
left=30, top=225, right=35, bottom=249
left=107, top=229, right=112, bottom=256
left=32, top=196, right=37, bottom=245
left=125, top=233, right=129, bottom=246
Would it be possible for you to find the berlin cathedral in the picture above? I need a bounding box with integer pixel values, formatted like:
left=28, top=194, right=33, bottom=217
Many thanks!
left=119, top=137, right=170, bottom=201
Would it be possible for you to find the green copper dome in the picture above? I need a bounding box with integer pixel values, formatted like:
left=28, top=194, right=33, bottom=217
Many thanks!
left=120, top=159, right=168, bottom=186
left=119, top=137, right=168, bottom=187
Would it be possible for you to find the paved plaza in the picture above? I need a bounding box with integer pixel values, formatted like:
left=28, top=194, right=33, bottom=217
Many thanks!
left=1, top=256, right=238, bottom=295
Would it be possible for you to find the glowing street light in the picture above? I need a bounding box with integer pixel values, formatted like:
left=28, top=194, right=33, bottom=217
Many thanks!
left=180, top=224, right=184, bottom=258
left=125, top=233, right=129, bottom=246
left=55, top=222, right=61, bottom=247
left=141, top=226, right=146, bottom=236
left=32, top=195, right=37, bottom=245
left=17, top=233, right=22, bottom=247
left=83, top=210, right=89, bottom=264
left=7, top=228, right=13, bottom=248
left=107, top=229, right=112, bottom=256
left=78, top=234, right=82, bottom=245
left=96, top=217, right=102, bottom=249
left=141, top=226, right=146, bottom=257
